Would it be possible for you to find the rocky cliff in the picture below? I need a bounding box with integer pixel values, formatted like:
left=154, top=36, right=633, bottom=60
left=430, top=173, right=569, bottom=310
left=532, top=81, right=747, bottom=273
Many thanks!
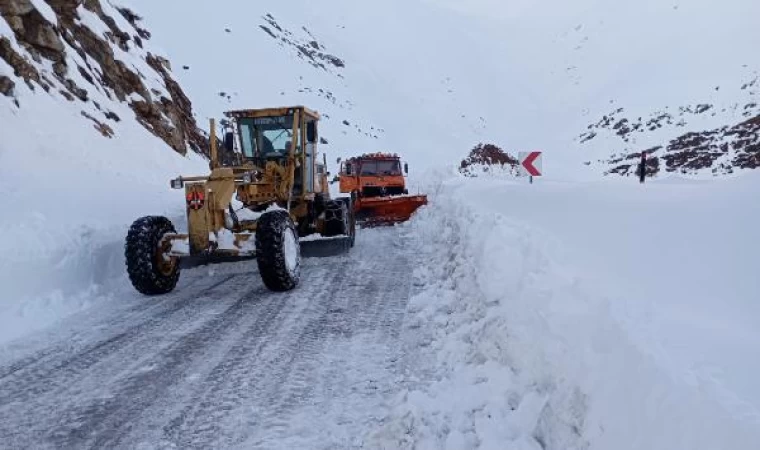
left=0, top=0, right=206, bottom=155
left=578, top=75, right=759, bottom=177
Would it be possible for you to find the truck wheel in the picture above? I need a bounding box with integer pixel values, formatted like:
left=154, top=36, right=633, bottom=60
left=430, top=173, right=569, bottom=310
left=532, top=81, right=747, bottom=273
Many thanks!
left=343, top=198, right=356, bottom=247
left=125, top=216, right=180, bottom=296
left=324, top=200, right=349, bottom=237
left=256, top=210, right=300, bottom=291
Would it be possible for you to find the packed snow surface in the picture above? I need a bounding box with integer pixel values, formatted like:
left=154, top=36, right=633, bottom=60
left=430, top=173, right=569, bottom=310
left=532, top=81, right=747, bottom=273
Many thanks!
left=0, top=229, right=412, bottom=449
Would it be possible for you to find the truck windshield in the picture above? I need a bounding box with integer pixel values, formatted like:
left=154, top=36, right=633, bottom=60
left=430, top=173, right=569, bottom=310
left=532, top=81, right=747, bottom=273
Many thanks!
left=361, top=160, right=401, bottom=176
left=237, top=115, right=297, bottom=159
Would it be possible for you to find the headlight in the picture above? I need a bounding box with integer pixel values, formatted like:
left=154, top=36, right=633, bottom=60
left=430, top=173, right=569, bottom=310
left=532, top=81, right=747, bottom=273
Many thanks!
left=170, top=177, right=184, bottom=189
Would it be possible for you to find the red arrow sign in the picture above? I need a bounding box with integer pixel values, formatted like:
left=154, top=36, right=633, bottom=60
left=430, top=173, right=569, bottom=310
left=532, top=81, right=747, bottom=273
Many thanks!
left=519, top=151, right=542, bottom=176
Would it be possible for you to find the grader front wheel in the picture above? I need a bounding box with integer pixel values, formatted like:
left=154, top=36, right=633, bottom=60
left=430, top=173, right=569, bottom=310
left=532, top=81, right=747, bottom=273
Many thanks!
left=125, top=216, right=180, bottom=296
left=256, top=210, right=301, bottom=291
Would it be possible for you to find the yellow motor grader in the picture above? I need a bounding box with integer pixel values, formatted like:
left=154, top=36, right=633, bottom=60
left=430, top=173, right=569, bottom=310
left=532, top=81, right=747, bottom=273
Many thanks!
left=125, top=106, right=355, bottom=295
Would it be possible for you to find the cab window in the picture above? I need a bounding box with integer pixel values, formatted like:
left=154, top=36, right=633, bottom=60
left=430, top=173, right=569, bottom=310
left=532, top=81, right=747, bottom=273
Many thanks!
left=360, top=160, right=401, bottom=175
left=237, top=115, right=297, bottom=159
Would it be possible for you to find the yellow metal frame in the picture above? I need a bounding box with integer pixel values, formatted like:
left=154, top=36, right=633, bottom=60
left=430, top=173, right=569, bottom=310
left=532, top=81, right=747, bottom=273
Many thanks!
left=167, top=106, right=331, bottom=258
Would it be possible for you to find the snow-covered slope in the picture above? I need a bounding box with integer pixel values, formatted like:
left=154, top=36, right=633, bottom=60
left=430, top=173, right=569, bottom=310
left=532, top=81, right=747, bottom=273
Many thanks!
left=0, top=1, right=208, bottom=342
left=123, top=0, right=505, bottom=181
left=1, top=0, right=758, bottom=447
left=1, top=0, right=754, bottom=353
left=127, top=0, right=759, bottom=179
left=372, top=171, right=760, bottom=449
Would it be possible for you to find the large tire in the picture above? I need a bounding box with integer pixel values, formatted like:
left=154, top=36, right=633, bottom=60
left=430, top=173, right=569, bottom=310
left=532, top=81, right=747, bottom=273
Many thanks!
left=256, top=209, right=301, bottom=291
left=323, top=200, right=349, bottom=237
left=125, top=216, right=180, bottom=296
left=342, top=198, right=356, bottom=248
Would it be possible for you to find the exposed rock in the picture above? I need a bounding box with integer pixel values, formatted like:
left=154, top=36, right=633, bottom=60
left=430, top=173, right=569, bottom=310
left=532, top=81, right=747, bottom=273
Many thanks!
left=58, top=88, right=73, bottom=100
left=0, top=0, right=206, bottom=156
left=459, top=143, right=519, bottom=177
left=604, top=114, right=760, bottom=176
left=145, top=52, right=206, bottom=154
left=0, top=0, right=34, bottom=17
left=260, top=14, right=345, bottom=73
left=0, top=75, right=14, bottom=96
left=0, top=36, right=47, bottom=90
left=115, top=6, right=151, bottom=40
left=81, top=110, right=114, bottom=138
left=104, top=110, right=119, bottom=122
left=581, top=78, right=760, bottom=176
left=79, top=0, right=131, bottom=52
left=0, top=0, right=65, bottom=59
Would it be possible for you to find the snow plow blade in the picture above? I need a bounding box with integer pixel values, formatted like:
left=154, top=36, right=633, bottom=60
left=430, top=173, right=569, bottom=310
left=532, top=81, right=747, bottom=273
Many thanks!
left=355, top=194, right=428, bottom=227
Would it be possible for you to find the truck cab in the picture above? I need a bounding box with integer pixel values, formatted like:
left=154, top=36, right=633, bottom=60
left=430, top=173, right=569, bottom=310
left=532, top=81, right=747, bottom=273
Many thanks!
left=338, top=153, right=409, bottom=198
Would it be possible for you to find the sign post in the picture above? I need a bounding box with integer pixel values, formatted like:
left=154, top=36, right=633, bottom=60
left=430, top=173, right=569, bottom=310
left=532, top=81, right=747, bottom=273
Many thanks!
left=519, top=151, right=542, bottom=181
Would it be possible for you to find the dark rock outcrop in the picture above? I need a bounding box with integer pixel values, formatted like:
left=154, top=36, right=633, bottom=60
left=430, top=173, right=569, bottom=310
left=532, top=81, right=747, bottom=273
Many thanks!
left=579, top=80, right=760, bottom=176
left=260, top=14, right=345, bottom=75
left=0, top=0, right=207, bottom=156
left=459, top=143, right=519, bottom=177
left=0, top=74, right=14, bottom=96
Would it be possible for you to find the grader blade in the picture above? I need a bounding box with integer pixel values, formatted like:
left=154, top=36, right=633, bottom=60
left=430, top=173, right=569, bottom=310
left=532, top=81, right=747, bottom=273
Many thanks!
left=299, top=234, right=354, bottom=257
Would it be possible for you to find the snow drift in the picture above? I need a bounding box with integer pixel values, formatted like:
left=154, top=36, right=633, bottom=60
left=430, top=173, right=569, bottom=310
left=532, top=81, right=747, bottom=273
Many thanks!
left=371, top=172, right=760, bottom=449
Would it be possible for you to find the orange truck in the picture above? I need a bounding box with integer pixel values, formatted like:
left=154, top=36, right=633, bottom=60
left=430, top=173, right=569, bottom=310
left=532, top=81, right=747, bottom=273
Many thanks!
left=336, top=152, right=427, bottom=226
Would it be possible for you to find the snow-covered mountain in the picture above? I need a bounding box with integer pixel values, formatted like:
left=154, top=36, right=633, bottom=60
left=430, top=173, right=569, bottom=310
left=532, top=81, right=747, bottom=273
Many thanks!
left=125, top=0, right=759, bottom=179
left=1, top=1, right=759, bottom=449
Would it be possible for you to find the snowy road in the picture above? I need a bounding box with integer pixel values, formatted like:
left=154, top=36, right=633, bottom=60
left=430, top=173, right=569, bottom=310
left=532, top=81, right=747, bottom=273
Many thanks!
left=0, top=228, right=411, bottom=449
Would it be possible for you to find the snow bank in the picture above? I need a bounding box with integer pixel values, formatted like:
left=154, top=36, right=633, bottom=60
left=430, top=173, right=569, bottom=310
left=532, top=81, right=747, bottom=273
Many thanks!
left=0, top=81, right=207, bottom=345
left=370, top=199, right=586, bottom=450
left=373, top=174, right=760, bottom=449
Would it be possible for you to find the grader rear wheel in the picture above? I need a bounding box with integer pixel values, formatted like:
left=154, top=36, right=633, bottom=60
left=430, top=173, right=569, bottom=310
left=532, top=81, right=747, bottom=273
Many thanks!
left=323, top=199, right=355, bottom=249
left=125, top=216, right=180, bottom=296
left=323, top=200, right=348, bottom=237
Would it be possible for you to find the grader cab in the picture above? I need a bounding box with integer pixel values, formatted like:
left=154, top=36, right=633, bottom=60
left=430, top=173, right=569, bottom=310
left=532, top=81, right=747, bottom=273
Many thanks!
left=125, top=106, right=355, bottom=295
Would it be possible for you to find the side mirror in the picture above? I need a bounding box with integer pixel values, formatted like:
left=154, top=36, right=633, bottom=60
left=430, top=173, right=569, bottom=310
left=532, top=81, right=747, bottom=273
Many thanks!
left=223, top=131, right=234, bottom=152
left=404, top=163, right=409, bottom=174
left=306, top=121, right=317, bottom=143
left=336, top=157, right=342, bottom=164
